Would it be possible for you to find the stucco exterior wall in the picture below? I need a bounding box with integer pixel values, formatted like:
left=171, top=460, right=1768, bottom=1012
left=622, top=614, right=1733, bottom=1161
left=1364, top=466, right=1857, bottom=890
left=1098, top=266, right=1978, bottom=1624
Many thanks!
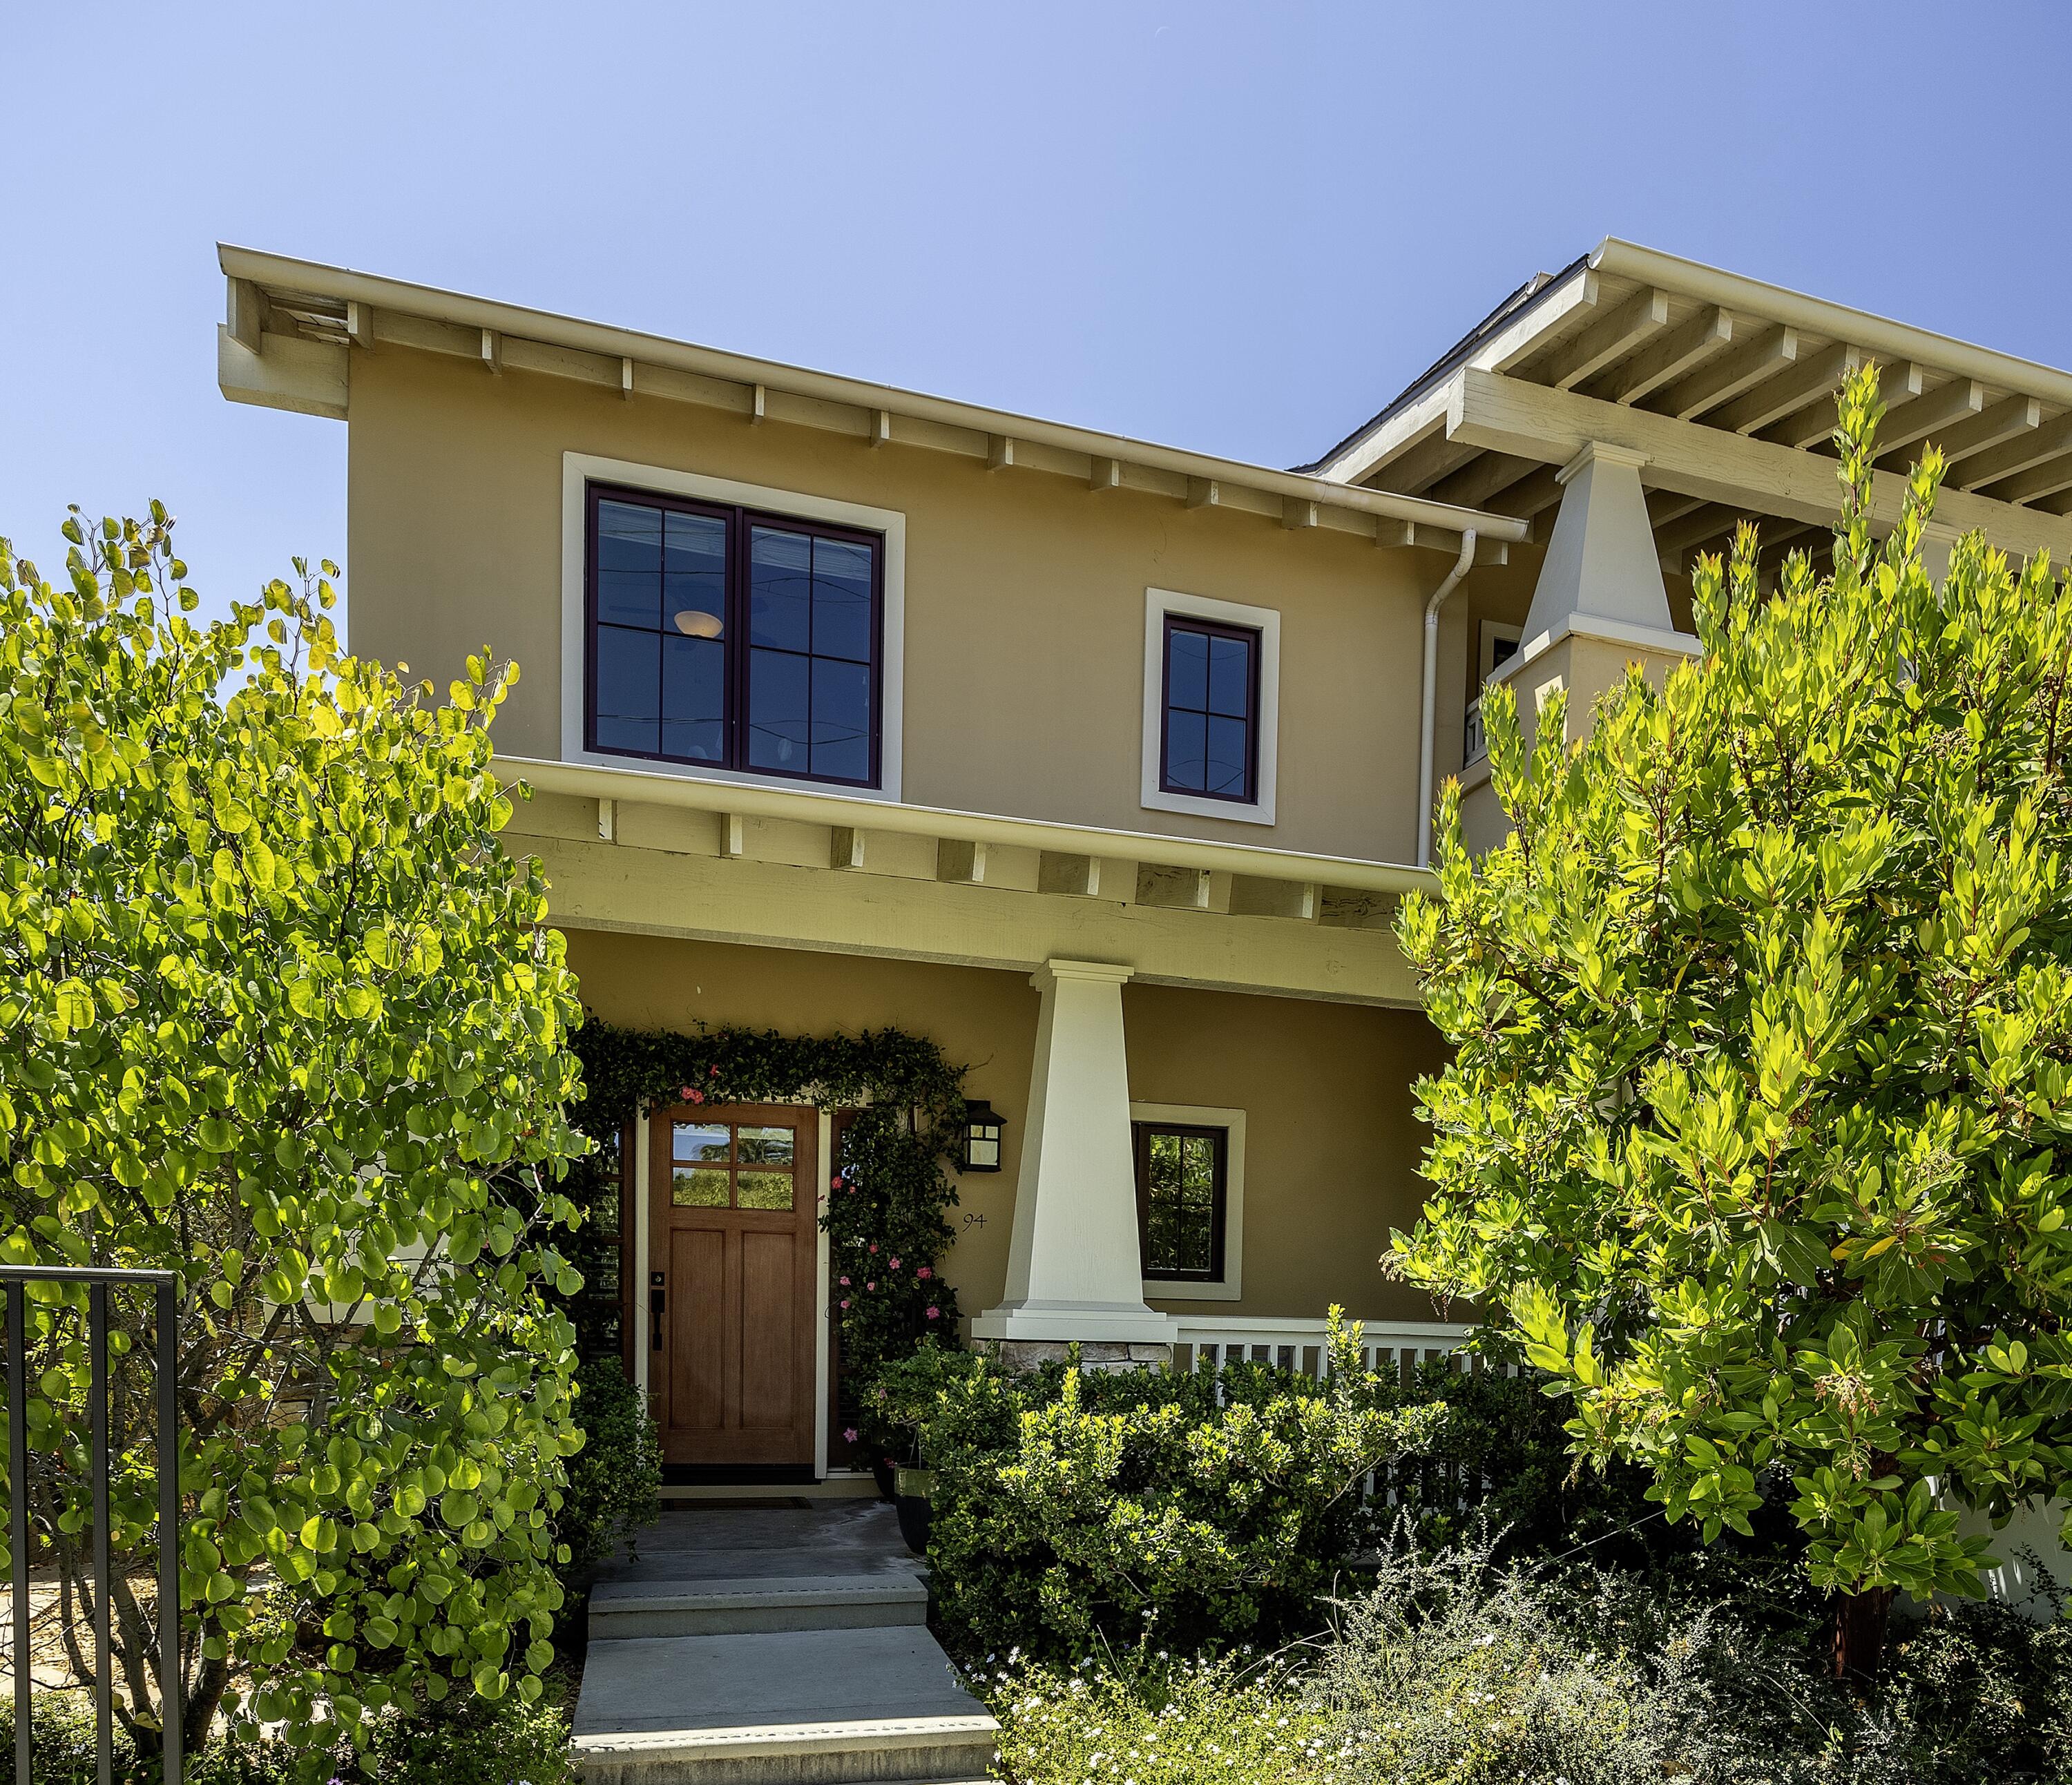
left=345, top=346, right=1454, bottom=864
left=562, top=926, right=1444, bottom=1326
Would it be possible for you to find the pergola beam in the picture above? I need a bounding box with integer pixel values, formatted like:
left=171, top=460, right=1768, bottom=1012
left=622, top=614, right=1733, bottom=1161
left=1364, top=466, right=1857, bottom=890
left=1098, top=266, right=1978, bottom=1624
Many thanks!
left=1544, top=287, right=1671, bottom=391
left=1651, top=325, right=1798, bottom=422
left=1581, top=306, right=1736, bottom=407
left=1950, top=407, right=2072, bottom=492
left=1874, top=377, right=1986, bottom=465
left=1426, top=451, right=1542, bottom=512
left=1932, top=395, right=2042, bottom=474
left=1448, top=367, right=2072, bottom=561
left=1710, top=340, right=1860, bottom=436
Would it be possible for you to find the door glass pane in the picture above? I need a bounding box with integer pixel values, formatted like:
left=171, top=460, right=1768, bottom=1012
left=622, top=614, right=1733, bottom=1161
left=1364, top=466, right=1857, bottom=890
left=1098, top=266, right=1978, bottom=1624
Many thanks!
left=1205, top=715, right=1249, bottom=798
left=597, top=501, right=664, bottom=628
left=748, top=648, right=810, bottom=770
left=1207, top=634, right=1252, bottom=717
left=662, top=634, right=726, bottom=762
left=663, top=511, right=728, bottom=640
left=735, top=1126, right=796, bottom=1166
left=595, top=626, right=661, bottom=754
left=812, top=538, right=874, bottom=662
left=736, top=1172, right=796, bottom=1210
left=811, top=657, right=871, bottom=782
left=673, top=1122, right=732, bottom=1162
left=749, top=528, right=812, bottom=650
left=671, top=1168, right=729, bottom=1206
left=1164, top=708, right=1207, bottom=792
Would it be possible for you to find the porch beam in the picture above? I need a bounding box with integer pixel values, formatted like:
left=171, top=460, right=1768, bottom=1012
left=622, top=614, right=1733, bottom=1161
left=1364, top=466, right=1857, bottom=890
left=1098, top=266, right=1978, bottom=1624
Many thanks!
left=1447, top=367, right=2072, bottom=561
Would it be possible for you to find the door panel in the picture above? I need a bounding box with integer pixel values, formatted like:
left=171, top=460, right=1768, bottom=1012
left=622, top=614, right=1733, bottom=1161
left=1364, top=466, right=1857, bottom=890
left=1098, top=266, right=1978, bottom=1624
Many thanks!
left=740, top=1230, right=798, bottom=1433
left=671, top=1226, right=731, bottom=1438
left=650, top=1103, right=818, bottom=1470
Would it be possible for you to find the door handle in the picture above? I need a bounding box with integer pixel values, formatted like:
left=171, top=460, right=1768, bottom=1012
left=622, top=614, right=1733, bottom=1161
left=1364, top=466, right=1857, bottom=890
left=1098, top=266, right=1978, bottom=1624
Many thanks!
left=650, top=1273, right=666, bottom=1349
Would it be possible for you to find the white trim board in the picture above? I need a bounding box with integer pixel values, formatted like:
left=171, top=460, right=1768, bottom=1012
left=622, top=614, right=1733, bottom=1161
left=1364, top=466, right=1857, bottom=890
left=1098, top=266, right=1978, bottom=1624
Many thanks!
left=1140, top=587, right=1280, bottom=828
left=1131, top=1099, right=1246, bottom=1302
left=559, top=453, right=908, bottom=804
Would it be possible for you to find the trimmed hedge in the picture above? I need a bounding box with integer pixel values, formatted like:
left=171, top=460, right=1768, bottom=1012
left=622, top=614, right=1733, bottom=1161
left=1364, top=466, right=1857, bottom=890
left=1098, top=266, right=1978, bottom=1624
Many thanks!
left=894, top=1315, right=1446, bottom=1656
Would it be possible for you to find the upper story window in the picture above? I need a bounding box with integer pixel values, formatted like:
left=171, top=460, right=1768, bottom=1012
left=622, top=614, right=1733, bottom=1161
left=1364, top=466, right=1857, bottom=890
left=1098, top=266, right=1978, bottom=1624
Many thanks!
left=586, top=482, right=883, bottom=788
left=1158, top=616, right=1259, bottom=804
left=1140, top=588, right=1280, bottom=828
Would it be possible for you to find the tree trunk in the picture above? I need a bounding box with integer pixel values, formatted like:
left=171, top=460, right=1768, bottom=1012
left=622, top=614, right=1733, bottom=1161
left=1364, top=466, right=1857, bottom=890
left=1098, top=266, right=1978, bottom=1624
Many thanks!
left=1830, top=1585, right=1894, bottom=1684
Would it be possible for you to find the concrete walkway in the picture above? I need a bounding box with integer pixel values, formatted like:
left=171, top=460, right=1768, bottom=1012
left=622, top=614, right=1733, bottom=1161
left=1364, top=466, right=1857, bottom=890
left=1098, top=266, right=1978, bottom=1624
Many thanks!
left=573, top=1502, right=997, bottom=1784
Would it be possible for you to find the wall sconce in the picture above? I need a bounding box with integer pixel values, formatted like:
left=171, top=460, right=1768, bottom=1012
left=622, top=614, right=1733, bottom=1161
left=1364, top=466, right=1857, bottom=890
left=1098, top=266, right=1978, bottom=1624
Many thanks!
left=961, top=1099, right=1004, bottom=1172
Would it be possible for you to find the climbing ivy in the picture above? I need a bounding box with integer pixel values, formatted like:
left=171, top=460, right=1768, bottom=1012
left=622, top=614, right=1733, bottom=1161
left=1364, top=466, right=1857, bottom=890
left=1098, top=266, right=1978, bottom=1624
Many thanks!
left=565, top=1022, right=968, bottom=1389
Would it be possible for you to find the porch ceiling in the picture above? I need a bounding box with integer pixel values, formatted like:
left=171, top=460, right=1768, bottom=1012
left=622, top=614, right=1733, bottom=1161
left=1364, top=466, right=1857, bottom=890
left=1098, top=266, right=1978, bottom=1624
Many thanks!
left=1309, top=239, right=2072, bottom=577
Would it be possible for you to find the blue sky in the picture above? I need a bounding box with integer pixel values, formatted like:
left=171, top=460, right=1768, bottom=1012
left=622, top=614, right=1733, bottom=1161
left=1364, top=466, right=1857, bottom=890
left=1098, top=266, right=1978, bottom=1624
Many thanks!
left=6, top=1, right=2070, bottom=636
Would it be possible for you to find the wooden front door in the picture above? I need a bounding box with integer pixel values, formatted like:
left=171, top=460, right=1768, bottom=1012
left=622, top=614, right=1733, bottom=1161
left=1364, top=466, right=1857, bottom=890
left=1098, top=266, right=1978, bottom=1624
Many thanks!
left=649, top=1103, right=819, bottom=1470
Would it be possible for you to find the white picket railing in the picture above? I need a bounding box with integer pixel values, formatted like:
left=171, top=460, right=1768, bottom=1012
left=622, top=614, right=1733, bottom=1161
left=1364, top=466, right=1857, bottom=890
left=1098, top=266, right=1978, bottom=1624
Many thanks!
left=1171, top=1314, right=1482, bottom=1384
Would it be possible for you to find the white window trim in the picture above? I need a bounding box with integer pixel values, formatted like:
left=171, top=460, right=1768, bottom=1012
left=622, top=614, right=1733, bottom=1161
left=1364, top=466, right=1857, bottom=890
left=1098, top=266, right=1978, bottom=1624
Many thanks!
left=560, top=452, right=907, bottom=803
left=1131, top=1100, right=1245, bottom=1302
left=1140, top=588, right=1279, bottom=827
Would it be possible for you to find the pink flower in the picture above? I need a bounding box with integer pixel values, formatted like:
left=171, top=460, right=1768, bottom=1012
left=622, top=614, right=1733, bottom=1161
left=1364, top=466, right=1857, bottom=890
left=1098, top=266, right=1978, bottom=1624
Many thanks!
left=680, top=1086, right=695, bottom=1099
left=917, top=1266, right=933, bottom=1281
left=839, top=1275, right=850, bottom=1287
left=926, top=1306, right=941, bottom=1320
left=687, top=1089, right=704, bottom=1105
left=709, top=1065, right=720, bottom=1078
left=831, top=1176, right=843, bottom=1190
left=868, top=1243, right=878, bottom=1255
left=890, top=1257, right=901, bottom=1270
left=840, top=1298, right=851, bottom=1310
left=843, top=1427, right=858, bottom=1443
left=866, top=1282, right=876, bottom=1292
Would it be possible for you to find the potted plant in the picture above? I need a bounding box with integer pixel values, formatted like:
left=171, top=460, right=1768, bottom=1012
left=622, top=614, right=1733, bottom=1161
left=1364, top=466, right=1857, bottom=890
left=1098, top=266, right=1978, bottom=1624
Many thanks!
left=893, top=1465, right=934, bottom=1556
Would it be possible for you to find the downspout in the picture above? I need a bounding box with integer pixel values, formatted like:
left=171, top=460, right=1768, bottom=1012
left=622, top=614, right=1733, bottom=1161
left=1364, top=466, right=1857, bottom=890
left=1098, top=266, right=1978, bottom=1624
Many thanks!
left=1415, top=529, right=1476, bottom=869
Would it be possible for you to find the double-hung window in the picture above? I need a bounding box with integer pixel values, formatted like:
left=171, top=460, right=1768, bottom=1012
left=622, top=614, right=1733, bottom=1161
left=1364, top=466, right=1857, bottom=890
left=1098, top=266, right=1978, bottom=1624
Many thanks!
left=586, top=483, right=883, bottom=788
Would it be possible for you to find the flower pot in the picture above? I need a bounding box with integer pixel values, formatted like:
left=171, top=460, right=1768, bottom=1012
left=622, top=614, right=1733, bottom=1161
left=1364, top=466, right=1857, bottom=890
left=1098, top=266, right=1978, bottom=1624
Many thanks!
left=894, top=1467, right=935, bottom=1556
left=868, top=1455, right=898, bottom=1503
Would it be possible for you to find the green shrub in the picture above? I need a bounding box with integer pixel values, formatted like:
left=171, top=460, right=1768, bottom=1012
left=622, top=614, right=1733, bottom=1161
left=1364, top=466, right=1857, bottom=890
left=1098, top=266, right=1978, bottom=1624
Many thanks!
left=919, top=1313, right=1446, bottom=1657
left=984, top=1648, right=1332, bottom=1784
left=358, top=1689, right=575, bottom=1784
left=557, top=1358, right=662, bottom=1576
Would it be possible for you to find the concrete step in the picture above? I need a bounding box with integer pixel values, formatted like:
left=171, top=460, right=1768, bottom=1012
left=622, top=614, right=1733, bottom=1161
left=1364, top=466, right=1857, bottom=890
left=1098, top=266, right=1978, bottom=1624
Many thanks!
left=573, top=1625, right=997, bottom=1785
left=588, top=1572, right=928, bottom=1638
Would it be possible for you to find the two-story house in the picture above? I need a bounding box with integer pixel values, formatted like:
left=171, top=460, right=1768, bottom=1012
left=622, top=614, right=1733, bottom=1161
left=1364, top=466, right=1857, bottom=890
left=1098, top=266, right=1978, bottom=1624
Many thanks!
left=215, top=240, right=2072, bottom=1501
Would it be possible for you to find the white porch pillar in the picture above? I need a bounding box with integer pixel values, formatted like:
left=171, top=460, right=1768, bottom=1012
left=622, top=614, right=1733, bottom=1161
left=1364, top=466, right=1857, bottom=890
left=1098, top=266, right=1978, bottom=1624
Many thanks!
left=970, top=959, right=1179, bottom=1349
left=1522, top=441, right=1675, bottom=641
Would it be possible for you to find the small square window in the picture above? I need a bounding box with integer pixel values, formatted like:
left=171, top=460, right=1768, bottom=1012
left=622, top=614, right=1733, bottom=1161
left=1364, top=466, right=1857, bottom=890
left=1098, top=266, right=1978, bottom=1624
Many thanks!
left=1158, top=617, right=1258, bottom=804
left=1133, top=1121, right=1229, bottom=1284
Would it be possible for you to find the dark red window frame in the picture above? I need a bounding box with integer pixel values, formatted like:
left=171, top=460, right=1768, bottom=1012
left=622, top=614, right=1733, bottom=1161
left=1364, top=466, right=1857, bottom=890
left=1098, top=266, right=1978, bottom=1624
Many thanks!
left=1157, top=613, right=1262, bottom=804
left=583, top=481, right=885, bottom=789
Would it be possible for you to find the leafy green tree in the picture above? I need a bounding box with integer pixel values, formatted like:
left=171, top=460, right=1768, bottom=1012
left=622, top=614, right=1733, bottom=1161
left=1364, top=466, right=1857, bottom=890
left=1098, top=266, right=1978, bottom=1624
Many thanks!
left=1394, top=365, right=2072, bottom=1676
left=0, top=508, right=590, bottom=1766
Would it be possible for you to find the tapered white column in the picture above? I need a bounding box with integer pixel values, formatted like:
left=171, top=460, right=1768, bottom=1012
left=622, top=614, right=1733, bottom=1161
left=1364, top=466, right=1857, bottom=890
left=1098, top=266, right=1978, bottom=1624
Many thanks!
left=1522, top=441, right=1676, bottom=641
left=970, top=959, right=1178, bottom=1345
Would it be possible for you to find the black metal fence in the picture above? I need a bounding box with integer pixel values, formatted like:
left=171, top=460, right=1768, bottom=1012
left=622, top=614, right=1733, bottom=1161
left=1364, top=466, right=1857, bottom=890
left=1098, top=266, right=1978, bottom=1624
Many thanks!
left=3, top=1264, right=181, bottom=1785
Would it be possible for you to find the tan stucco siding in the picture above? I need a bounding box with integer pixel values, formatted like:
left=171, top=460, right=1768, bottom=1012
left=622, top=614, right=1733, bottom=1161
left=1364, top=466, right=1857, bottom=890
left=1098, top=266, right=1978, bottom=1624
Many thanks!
left=347, top=347, right=1443, bottom=862
left=562, top=927, right=1444, bottom=1326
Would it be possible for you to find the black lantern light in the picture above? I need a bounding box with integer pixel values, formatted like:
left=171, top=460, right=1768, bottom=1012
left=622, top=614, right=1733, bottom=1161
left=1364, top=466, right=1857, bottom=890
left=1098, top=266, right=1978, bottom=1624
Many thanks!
left=961, top=1099, right=1004, bottom=1172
